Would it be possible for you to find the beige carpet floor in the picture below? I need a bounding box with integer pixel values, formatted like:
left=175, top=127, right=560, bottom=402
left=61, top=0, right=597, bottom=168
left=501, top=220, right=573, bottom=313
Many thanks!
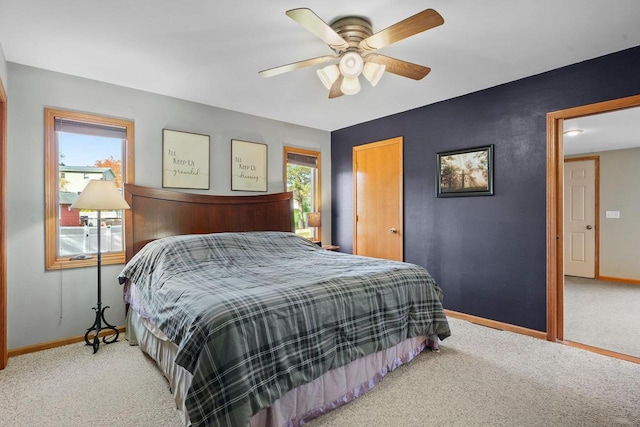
left=1, top=317, right=639, bottom=427
left=564, top=276, right=640, bottom=357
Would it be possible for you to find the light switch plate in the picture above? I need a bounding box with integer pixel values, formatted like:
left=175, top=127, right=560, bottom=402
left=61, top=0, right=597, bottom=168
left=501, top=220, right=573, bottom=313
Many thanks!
left=605, top=210, right=620, bottom=219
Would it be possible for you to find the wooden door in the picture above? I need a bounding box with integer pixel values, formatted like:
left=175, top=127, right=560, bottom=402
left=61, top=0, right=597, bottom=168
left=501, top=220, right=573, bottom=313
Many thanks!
left=564, top=158, right=597, bottom=278
left=353, top=137, right=403, bottom=261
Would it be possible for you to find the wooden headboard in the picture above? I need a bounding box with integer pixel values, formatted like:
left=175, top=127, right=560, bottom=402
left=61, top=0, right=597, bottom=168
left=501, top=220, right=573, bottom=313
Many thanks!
left=123, top=184, right=295, bottom=261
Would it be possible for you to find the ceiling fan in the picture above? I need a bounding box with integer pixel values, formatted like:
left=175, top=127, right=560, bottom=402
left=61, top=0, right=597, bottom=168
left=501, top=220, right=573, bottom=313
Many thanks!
left=259, top=8, right=444, bottom=98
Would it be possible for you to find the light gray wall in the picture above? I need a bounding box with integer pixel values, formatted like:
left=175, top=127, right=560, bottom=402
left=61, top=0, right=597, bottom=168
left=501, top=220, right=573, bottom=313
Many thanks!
left=6, top=63, right=331, bottom=349
left=0, top=42, right=6, bottom=88
left=566, top=147, right=640, bottom=280
left=596, top=147, right=640, bottom=279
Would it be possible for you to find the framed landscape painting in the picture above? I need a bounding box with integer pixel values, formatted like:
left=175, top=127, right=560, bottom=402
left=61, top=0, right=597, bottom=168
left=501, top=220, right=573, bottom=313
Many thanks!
left=437, top=145, right=494, bottom=197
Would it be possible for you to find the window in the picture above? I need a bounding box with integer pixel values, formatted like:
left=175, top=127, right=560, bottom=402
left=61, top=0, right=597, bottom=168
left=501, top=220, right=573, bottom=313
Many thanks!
left=45, top=109, right=134, bottom=270
left=284, top=147, right=321, bottom=241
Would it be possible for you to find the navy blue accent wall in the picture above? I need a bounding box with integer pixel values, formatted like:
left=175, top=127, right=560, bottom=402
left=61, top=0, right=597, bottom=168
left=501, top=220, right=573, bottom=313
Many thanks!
left=331, top=46, right=640, bottom=331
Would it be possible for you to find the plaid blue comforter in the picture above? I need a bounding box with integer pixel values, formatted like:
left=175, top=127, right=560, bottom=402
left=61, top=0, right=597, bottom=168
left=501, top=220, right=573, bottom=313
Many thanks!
left=119, top=231, right=450, bottom=427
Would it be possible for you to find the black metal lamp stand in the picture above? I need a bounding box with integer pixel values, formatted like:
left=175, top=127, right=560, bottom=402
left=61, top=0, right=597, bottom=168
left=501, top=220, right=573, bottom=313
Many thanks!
left=71, top=180, right=130, bottom=354
left=84, top=209, right=119, bottom=353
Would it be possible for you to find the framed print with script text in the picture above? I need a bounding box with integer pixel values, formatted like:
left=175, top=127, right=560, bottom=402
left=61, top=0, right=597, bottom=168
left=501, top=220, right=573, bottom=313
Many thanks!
left=231, top=139, right=268, bottom=192
left=162, top=129, right=210, bottom=189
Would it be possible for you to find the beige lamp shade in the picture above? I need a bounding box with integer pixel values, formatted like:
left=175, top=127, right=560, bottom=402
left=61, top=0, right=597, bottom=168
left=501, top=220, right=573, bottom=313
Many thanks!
left=307, top=212, right=321, bottom=228
left=340, top=76, right=361, bottom=95
left=363, top=62, right=386, bottom=87
left=317, top=64, right=340, bottom=90
left=70, top=179, right=130, bottom=210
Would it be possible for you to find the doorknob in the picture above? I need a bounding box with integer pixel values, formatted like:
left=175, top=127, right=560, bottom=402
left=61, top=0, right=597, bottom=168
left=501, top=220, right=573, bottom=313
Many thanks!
left=586, top=225, right=593, bottom=230
left=390, top=228, right=398, bottom=234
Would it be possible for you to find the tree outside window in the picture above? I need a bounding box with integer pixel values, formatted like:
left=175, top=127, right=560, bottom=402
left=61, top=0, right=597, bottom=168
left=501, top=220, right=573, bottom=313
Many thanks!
left=284, top=147, right=320, bottom=240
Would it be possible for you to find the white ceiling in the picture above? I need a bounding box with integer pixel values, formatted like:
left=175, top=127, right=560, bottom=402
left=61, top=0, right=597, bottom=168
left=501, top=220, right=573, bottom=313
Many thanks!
left=1, top=1, right=639, bottom=132
left=564, top=107, right=640, bottom=155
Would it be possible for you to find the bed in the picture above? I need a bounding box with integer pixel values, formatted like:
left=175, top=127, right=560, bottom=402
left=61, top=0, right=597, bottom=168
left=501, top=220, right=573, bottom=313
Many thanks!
left=119, top=184, right=450, bottom=427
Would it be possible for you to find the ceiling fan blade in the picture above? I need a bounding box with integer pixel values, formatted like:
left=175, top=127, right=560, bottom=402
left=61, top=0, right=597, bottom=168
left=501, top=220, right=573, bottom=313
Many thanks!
left=329, top=75, right=344, bottom=98
left=359, top=9, right=444, bottom=52
left=286, top=8, right=350, bottom=52
left=366, top=54, right=431, bottom=80
left=259, top=55, right=336, bottom=78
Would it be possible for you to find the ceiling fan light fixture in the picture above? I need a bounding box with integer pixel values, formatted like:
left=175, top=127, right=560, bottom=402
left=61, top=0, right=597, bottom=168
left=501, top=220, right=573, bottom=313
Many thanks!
left=339, top=52, right=364, bottom=78
left=341, top=76, right=361, bottom=95
left=317, top=64, right=340, bottom=90
left=262, top=8, right=444, bottom=99
left=363, top=62, right=386, bottom=87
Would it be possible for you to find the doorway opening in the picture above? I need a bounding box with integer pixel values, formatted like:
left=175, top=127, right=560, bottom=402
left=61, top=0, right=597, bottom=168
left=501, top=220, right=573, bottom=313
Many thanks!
left=546, top=93, right=640, bottom=364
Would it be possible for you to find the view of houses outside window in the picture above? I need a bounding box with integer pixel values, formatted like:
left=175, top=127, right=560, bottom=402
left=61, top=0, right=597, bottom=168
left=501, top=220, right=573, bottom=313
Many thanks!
left=58, top=132, right=125, bottom=256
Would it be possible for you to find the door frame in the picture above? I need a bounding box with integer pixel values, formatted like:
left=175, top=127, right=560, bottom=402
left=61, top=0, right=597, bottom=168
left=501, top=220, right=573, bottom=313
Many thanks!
left=546, top=93, right=640, bottom=344
left=0, top=75, right=7, bottom=369
left=563, top=156, right=600, bottom=279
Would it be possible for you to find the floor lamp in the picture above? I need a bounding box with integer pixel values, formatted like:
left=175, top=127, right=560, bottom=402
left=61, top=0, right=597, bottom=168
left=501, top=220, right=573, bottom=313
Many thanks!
left=71, top=179, right=130, bottom=353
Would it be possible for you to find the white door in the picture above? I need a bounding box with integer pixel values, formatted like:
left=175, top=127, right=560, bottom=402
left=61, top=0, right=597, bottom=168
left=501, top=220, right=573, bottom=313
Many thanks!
left=564, top=159, right=596, bottom=278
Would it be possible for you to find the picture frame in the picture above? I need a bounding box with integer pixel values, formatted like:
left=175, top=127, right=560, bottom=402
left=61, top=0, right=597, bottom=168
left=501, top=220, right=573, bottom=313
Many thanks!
left=162, top=129, right=210, bottom=189
left=231, top=139, right=268, bottom=192
left=436, top=144, right=494, bottom=197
